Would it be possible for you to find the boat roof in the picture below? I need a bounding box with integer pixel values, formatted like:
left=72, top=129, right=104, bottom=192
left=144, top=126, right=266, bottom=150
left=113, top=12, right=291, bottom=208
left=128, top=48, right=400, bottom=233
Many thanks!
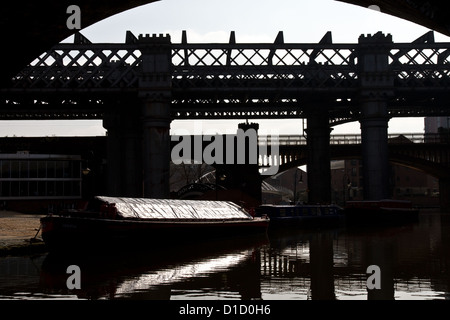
left=96, top=196, right=253, bottom=220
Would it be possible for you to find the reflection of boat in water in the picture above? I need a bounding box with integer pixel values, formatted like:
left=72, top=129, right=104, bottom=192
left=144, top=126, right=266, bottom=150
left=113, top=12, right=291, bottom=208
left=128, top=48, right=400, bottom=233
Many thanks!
left=255, top=203, right=343, bottom=227
left=40, top=196, right=269, bottom=251
left=344, top=199, right=419, bottom=225
left=39, top=234, right=268, bottom=300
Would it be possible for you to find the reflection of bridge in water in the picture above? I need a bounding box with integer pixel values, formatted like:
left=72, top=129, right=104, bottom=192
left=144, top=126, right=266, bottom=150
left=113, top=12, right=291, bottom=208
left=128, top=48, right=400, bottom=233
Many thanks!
left=259, top=218, right=450, bottom=300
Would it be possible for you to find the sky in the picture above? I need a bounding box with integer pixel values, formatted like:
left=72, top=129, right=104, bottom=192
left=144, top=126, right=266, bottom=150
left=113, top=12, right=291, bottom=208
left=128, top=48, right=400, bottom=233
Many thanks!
left=3, top=0, right=450, bottom=137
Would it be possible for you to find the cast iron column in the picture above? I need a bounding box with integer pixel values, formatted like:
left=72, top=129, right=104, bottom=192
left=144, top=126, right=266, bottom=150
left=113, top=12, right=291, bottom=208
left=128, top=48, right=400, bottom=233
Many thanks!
left=138, top=34, right=172, bottom=198
left=358, top=32, right=394, bottom=200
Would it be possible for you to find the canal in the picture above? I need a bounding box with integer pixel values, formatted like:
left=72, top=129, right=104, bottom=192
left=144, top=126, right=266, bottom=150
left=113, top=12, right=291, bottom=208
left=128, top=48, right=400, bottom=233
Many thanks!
left=0, top=210, right=449, bottom=300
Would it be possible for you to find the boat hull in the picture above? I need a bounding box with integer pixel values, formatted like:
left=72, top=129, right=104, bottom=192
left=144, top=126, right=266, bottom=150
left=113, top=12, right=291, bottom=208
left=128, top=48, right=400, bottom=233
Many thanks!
left=344, top=200, right=419, bottom=225
left=40, top=216, right=269, bottom=251
left=256, top=204, right=343, bottom=227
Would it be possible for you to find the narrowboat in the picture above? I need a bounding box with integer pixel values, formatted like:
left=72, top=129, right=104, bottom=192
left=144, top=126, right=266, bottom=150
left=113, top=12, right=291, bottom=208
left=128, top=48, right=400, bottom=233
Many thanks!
left=40, top=196, right=270, bottom=251
left=344, top=199, right=419, bottom=225
left=255, top=203, right=343, bottom=227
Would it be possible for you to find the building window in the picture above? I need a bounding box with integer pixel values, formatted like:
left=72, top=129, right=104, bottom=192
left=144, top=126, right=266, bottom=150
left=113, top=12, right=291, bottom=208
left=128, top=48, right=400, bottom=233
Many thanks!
left=0, top=156, right=82, bottom=200
left=38, top=162, right=46, bottom=178
left=29, top=161, right=38, bottom=178
left=20, top=161, right=29, bottom=178
left=11, top=161, right=19, bottom=178
left=47, top=161, right=56, bottom=178
left=11, top=181, right=20, bottom=197
left=1, top=181, right=10, bottom=197
left=0, top=161, right=9, bottom=178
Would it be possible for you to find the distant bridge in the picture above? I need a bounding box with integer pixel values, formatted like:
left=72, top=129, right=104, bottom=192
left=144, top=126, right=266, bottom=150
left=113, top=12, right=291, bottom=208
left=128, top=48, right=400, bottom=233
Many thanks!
left=172, top=132, right=450, bottom=179
left=271, top=133, right=450, bottom=179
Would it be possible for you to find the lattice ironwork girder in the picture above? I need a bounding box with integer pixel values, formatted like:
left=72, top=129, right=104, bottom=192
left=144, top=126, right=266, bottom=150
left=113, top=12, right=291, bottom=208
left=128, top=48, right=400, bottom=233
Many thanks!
left=389, top=92, right=450, bottom=109
left=0, top=109, right=104, bottom=120
left=171, top=107, right=308, bottom=120
left=0, top=91, right=133, bottom=120
left=172, top=66, right=358, bottom=90
left=0, top=100, right=105, bottom=118
left=393, top=69, right=450, bottom=88
left=5, top=31, right=450, bottom=123
left=171, top=96, right=356, bottom=109
left=389, top=43, right=450, bottom=65
left=1, top=90, right=134, bottom=104
left=172, top=43, right=357, bottom=67
left=387, top=107, right=450, bottom=117
left=13, top=43, right=142, bottom=89
left=171, top=102, right=357, bottom=120
left=172, top=65, right=357, bottom=75
left=2, top=88, right=137, bottom=95
left=172, top=88, right=358, bottom=102
left=330, top=117, right=360, bottom=126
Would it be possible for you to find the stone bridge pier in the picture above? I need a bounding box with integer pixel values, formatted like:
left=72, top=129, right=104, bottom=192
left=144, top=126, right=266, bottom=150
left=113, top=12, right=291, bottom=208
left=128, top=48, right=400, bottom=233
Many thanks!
left=358, top=32, right=393, bottom=201
left=103, top=34, right=172, bottom=199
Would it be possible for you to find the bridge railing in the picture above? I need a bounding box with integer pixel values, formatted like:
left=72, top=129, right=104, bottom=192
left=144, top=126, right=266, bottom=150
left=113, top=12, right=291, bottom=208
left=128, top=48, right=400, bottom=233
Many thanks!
left=170, top=133, right=448, bottom=147
left=258, top=133, right=449, bottom=145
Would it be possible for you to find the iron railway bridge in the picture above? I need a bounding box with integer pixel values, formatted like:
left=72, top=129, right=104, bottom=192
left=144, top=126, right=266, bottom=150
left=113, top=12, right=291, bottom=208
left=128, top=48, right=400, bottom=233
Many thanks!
left=1, top=30, right=450, bottom=209
left=1, top=30, right=450, bottom=122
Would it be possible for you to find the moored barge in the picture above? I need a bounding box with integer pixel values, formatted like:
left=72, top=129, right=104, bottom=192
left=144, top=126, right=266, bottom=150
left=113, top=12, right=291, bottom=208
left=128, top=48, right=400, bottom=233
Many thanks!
left=344, top=199, right=419, bottom=225
left=40, top=196, right=270, bottom=251
left=255, top=203, right=343, bottom=227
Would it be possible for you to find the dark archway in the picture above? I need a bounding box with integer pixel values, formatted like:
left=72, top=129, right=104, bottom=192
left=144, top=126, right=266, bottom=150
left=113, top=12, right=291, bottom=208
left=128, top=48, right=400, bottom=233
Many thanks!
left=337, top=0, right=450, bottom=37
left=0, top=0, right=157, bottom=86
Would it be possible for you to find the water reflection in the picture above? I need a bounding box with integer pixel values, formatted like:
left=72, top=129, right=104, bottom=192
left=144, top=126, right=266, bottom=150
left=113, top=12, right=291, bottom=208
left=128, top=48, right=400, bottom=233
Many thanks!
left=38, top=235, right=267, bottom=300
left=259, top=212, right=450, bottom=300
left=1, top=211, right=449, bottom=300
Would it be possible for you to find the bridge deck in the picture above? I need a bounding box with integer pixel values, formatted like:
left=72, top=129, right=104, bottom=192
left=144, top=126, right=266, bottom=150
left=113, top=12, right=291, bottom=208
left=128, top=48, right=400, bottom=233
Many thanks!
left=1, top=31, right=450, bottom=121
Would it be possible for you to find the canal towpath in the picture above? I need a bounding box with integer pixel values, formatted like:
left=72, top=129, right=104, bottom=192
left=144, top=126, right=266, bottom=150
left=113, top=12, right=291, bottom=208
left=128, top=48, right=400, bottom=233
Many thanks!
left=0, top=211, right=46, bottom=256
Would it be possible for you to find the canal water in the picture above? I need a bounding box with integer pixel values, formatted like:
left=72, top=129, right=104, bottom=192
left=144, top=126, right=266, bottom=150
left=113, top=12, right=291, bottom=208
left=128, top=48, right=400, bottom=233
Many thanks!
left=1, top=209, right=449, bottom=300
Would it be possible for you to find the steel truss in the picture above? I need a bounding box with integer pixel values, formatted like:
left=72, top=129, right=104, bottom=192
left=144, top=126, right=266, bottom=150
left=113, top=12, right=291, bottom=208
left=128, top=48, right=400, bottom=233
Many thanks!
left=1, top=30, right=450, bottom=121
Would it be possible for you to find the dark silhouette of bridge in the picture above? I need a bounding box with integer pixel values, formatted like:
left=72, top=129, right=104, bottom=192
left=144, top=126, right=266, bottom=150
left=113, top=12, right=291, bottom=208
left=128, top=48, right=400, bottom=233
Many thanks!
left=3, top=0, right=449, bottom=87
left=2, top=30, right=450, bottom=210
